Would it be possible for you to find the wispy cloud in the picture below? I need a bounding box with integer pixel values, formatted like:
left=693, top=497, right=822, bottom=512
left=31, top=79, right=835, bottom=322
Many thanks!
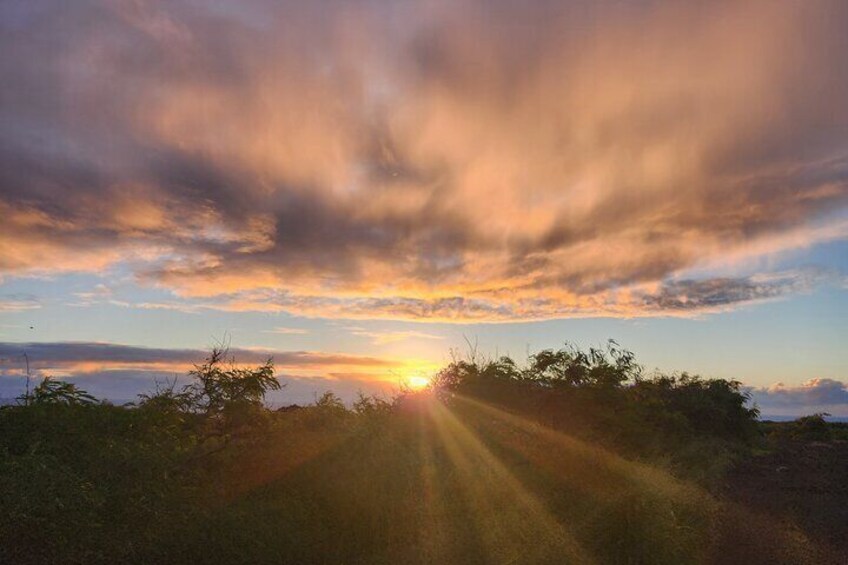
left=1, top=1, right=847, bottom=320
left=345, top=327, right=445, bottom=345
left=637, top=271, right=819, bottom=314
left=149, top=270, right=824, bottom=322
left=0, top=294, right=41, bottom=312
left=69, top=284, right=113, bottom=307
left=263, top=327, right=309, bottom=335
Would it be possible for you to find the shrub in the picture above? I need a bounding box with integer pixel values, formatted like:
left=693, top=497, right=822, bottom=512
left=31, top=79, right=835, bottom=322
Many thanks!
left=790, top=413, right=831, bottom=441
left=352, top=393, right=392, bottom=416
left=428, top=342, right=760, bottom=465
left=630, top=373, right=760, bottom=442
left=526, top=340, right=642, bottom=389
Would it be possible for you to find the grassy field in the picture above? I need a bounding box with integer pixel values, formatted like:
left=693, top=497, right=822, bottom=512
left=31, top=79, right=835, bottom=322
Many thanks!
left=2, top=347, right=844, bottom=564
left=3, top=394, right=840, bottom=564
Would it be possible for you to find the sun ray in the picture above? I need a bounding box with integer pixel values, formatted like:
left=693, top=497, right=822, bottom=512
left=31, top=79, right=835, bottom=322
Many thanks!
left=452, top=395, right=701, bottom=500
left=425, top=398, right=594, bottom=564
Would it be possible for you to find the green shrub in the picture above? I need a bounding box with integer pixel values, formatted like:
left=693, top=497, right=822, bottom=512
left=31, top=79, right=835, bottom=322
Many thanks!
left=790, top=413, right=832, bottom=441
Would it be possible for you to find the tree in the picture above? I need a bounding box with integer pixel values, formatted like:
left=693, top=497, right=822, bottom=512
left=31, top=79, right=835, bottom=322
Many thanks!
left=184, top=348, right=281, bottom=415
left=136, top=348, right=282, bottom=434
left=24, top=377, right=97, bottom=406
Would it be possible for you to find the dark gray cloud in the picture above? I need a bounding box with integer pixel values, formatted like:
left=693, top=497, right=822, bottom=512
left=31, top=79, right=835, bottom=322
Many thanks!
left=0, top=341, right=398, bottom=370
left=639, top=273, right=814, bottom=312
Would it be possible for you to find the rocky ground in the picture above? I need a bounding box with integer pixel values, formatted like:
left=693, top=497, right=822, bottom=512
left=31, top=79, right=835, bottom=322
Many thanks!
left=722, top=436, right=848, bottom=563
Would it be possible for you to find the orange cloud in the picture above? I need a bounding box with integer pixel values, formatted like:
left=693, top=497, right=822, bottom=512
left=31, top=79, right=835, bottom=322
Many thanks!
left=1, top=1, right=847, bottom=320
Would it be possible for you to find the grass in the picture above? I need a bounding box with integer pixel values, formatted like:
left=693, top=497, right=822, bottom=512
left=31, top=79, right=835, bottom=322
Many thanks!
left=150, top=397, right=698, bottom=564
left=2, top=395, right=818, bottom=564
left=0, top=345, right=837, bottom=563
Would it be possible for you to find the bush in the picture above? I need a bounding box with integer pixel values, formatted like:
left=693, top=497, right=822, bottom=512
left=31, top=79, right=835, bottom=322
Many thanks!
left=790, top=413, right=832, bottom=441
left=429, top=342, right=760, bottom=469
left=630, top=373, right=760, bottom=442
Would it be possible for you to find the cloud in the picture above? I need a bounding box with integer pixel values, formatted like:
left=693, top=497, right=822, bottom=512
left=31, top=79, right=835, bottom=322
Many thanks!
left=0, top=340, right=436, bottom=403
left=0, top=294, right=40, bottom=312
left=1, top=1, right=847, bottom=320
left=637, top=272, right=817, bottom=313
left=159, top=270, right=822, bottom=321
left=69, top=284, right=113, bottom=307
left=345, top=327, right=445, bottom=345
left=263, top=327, right=309, bottom=335
left=747, top=379, right=848, bottom=417
left=0, top=341, right=424, bottom=376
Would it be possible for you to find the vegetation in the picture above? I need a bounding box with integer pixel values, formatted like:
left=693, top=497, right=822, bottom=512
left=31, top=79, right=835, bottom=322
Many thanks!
left=26, top=376, right=97, bottom=406
left=0, top=342, right=842, bottom=563
left=758, top=414, right=848, bottom=444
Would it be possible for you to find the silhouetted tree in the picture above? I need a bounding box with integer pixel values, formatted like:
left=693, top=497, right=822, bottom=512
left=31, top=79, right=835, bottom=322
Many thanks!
left=189, top=348, right=278, bottom=407
left=24, top=377, right=96, bottom=406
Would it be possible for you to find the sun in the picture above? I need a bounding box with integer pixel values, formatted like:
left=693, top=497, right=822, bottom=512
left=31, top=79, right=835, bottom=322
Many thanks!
left=406, top=375, right=431, bottom=390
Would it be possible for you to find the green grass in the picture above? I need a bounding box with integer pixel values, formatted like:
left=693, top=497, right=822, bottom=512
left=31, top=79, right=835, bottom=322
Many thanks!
left=0, top=395, right=828, bottom=564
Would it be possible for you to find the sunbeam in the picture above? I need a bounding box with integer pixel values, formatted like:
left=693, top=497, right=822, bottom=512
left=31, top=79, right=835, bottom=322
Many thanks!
left=426, top=398, right=593, bottom=564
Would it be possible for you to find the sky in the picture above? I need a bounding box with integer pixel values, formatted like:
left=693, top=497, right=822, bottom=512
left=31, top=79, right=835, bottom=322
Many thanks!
left=1, top=0, right=847, bottom=415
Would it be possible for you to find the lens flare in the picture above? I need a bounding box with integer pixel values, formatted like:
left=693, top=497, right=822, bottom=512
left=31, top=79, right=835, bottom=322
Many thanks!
left=407, top=375, right=431, bottom=390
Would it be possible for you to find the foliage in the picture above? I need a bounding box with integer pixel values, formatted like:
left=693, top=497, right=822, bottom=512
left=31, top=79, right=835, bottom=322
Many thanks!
left=136, top=376, right=195, bottom=414
left=314, top=391, right=346, bottom=411
left=431, top=341, right=759, bottom=457
left=352, top=392, right=395, bottom=418
left=629, top=372, right=760, bottom=442
left=136, top=348, right=282, bottom=434
left=23, top=376, right=98, bottom=406
left=2, top=341, right=823, bottom=564
left=185, top=348, right=280, bottom=413
left=433, top=340, right=640, bottom=391
left=789, top=413, right=832, bottom=441
left=0, top=402, right=199, bottom=563
left=352, top=393, right=398, bottom=432
left=526, top=340, right=641, bottom=388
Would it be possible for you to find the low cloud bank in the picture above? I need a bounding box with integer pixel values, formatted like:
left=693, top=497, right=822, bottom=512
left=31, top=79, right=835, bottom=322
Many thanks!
left=0, top=341, right=423, bottom=405
left=747, top=378, right=848, bottom=418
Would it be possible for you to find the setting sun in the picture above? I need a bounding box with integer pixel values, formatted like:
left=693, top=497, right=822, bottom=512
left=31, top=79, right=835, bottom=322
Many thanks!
left=407, top=375, right=431, bottom=390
